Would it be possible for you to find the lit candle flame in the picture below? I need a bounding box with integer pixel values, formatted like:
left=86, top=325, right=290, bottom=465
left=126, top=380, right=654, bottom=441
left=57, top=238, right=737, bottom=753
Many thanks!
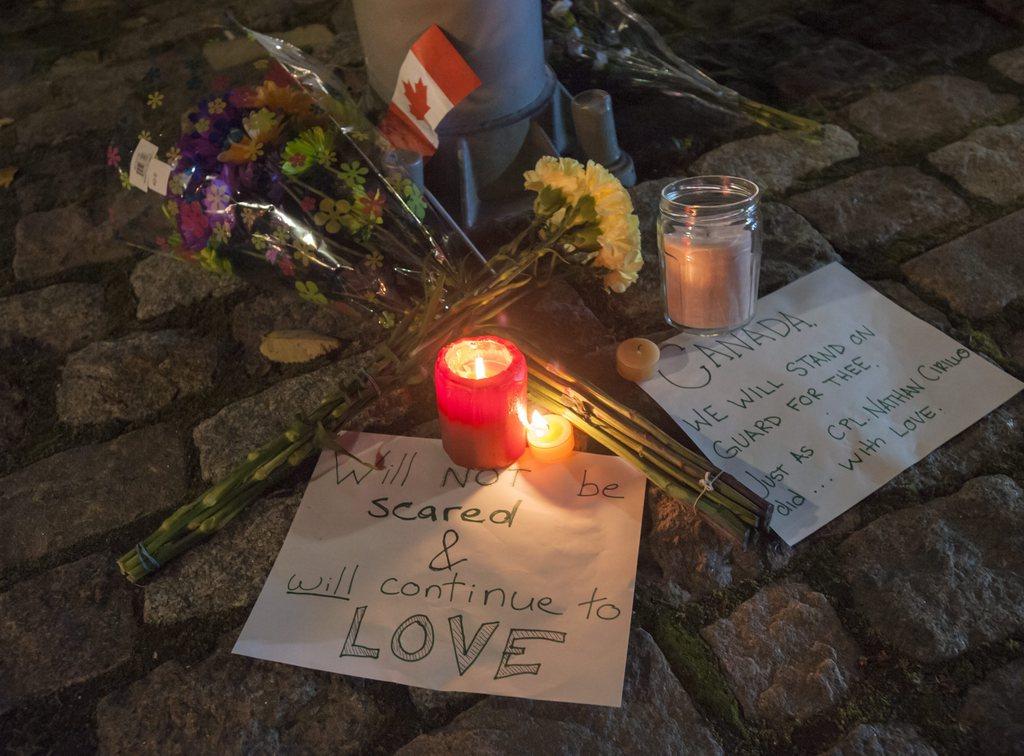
left=474, top=355, right=486, bottom=380
left=530, top=410, right=549, bottom=435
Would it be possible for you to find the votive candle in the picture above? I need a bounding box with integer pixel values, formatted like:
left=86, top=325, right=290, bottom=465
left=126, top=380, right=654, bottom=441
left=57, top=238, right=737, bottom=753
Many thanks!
left=616, top=337, right=660, bottom=382
left=526, top=411, right=574, bottom=463
left=434, top=335, right=527, bottom=469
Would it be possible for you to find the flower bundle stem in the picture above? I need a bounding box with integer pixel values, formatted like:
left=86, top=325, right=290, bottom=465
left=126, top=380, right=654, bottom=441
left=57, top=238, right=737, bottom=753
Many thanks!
left=523, top=359, right=767, bottom=526
left=527, top=387, right=750, bottom=543
left=527, top=382, right=759, bottom=533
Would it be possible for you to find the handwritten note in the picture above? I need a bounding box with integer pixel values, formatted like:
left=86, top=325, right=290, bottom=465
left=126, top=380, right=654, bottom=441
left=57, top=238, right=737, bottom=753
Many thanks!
left=640, top=264, right=1022, bottom=545
left=234, top=432, right=646, bottom=707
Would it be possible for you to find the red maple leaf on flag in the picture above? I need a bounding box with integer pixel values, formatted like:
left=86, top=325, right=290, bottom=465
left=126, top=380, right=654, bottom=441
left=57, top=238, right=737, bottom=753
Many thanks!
left=403, top=78, right=430, bottom=121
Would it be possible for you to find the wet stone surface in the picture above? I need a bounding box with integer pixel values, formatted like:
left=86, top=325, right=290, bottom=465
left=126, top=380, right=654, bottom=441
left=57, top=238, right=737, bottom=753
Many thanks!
left=690, top=124, right=859, bottom=195
left=902, top=209, right=1024, bottom=320
left=701, top=582, right=861, bottom=725
left=843, top=75, right=1017, bottom=146
left=0, top=554, right=137, bottom=716
left=57, top=330, right=223, bottom=426
left=928, top=117, right=1024, bottom=205
left=841, top=475, right=1024, bottom=663
left=788, top=167, right=970, bottom=262
left=0, top=424, right=189, bottom=573
left=398, top=629, right=723, bottom=756
left=95, top=631, right=392, bottom=754
left=818, top=723, right=938, bottom=756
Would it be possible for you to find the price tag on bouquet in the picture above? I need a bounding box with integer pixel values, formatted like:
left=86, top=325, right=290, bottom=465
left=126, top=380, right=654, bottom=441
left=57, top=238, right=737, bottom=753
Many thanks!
left=639, top=263, right=1023, bottom=545
left=234, top=432, right=645, bottom=707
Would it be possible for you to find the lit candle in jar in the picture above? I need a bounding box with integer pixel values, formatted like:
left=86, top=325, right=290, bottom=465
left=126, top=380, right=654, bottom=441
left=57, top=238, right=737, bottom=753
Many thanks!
left=616, top=338, right=660, bottom=382
left=658, top=176, right=762, bottom=335
left=434, top=336, right=527, bottom=469
left=526, top=410, right=574, bottom=463
left=662, top=229, right=755, bottom=332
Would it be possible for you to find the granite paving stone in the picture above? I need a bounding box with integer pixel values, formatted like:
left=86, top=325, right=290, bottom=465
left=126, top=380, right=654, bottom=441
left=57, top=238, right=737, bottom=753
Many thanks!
left=14, top=204, right=133, bottom=281
left=95, top=630, right=390, bottom=754
left=759, top=201, right=842, bottom=293
left=869, top=280, right=951, bottom=332
left=769, top=38, right=895, bottom=104
left=985, top=0, right=1024, bottom=25
left=13, top=190, right=160, bottom=281
left=958, top=659, right=1024, bottom=753
left=0, top=282, right=114, bottom=354
left=902, top=209, right=1024, bottom=320
left=0, top=424, right=189, bottom=572
left=193, top=355, right=411, bottom=481
left=690, top=124, right=859, bottom=195
left=0, top=376, right=29, bottom=452
left=841, top=475, right=1024, bottom=663
left=818, top=723, right=938, bottom=756
left=143, top=493, right=300, bottom=624
left=1008, top=330, right=1024, bottom=366
left=928, top=118, right=1024, bottom=205
left=130, top=253, right=245, bottom=320
left=647, top=487, right=790, bottom=600
left=788, top=167, right=969, bottom=259
left=844, top=76, right=1017, bottom=146
left=57, top=330, right=222, bottom=426
left=398, top=629, right=723, bottom=755
left=701, top=582, right=860, bottom=725
left=802, top=2, right=1016, bottom=66
left=407, top=687, right=484, bottom=729
left=989, top=45, right=1024, bottom=84
left=0, top=554, right=137, bottom=716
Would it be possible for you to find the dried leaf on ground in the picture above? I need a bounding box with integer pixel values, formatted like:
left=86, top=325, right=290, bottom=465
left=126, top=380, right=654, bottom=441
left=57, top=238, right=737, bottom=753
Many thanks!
left=259, top=329, right=341, bottom=363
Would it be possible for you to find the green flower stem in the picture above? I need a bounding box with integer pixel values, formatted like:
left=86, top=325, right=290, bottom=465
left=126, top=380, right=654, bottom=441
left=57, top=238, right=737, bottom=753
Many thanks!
left=528, top=381, right=759, bottom=529
left=525, top=364, right=763, bottom=522
left=527, top=388, right=750, bottom=543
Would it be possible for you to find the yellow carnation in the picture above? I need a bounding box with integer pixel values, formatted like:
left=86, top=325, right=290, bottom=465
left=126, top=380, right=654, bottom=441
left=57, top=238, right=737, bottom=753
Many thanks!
left=524, top=156, right=644, bottom=292
left=523, top=156, right=586, bottom=200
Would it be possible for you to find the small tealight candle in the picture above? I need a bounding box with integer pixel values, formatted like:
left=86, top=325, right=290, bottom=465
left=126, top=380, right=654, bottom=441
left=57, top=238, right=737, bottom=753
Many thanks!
left=616, top=338, right=660, bottom=382
left=526, top=411, right=574, bottom=463
left=434, top=335, right=527, bottom=469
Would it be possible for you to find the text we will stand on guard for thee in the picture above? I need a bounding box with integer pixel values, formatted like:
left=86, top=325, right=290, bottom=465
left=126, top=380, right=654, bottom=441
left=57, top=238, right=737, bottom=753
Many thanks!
left=641, top=263, right=1023, bottom=545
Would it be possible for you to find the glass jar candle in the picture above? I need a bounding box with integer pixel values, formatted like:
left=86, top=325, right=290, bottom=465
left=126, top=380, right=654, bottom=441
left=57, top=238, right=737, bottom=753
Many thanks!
left=434, top=335, right=527, bottom=469
left=658, top=176, right=762, bottom=335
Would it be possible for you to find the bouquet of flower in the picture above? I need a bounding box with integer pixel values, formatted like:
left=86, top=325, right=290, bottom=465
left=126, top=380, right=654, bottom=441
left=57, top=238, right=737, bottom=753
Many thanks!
left=544, top=0, right=820, bottom=132
left=112, top=26, right=767, bottom=582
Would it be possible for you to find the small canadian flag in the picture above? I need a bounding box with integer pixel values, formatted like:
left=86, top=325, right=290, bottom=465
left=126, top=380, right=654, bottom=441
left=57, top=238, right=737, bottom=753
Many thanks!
left=379, top=25, right=481, bottom=156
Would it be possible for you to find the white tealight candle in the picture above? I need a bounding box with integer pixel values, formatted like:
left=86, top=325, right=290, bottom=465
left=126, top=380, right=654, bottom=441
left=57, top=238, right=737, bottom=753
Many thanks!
left=616, top=338, right=660, bottom=382
left=526, top=411, right=574, bottom=463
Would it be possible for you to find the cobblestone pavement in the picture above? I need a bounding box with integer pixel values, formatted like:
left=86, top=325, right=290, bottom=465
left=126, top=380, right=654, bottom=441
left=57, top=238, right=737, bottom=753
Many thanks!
left=2, top=0, right=1024, bottom=753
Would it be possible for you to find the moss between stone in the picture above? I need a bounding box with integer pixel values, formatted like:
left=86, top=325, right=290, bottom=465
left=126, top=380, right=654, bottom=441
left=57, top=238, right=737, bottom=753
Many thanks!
left=639, top=600, right=746, bottom=737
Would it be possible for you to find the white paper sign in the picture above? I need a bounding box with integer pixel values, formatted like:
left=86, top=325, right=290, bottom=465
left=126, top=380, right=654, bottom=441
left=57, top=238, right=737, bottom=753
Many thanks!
left=234, top=431, right=646, bottom=707
left=640, top=263, right=1022, bottom=546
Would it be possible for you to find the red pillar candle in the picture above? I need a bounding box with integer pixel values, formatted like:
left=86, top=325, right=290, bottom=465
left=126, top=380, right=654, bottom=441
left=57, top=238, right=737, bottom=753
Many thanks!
left=434, top=336, right=527, bottom=469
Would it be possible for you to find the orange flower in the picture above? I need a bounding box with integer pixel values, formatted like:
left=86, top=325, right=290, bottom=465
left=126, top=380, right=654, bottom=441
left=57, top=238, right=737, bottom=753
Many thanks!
left=235, top=81, right=312, bottom=116
left=218, top=137, right=265, bottom=164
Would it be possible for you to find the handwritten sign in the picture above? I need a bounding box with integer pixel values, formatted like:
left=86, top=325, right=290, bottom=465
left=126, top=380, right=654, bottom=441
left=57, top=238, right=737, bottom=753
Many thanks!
left=234, top=432, right=645, bottom=706
left=640, top=264, right=1022, bottom=545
